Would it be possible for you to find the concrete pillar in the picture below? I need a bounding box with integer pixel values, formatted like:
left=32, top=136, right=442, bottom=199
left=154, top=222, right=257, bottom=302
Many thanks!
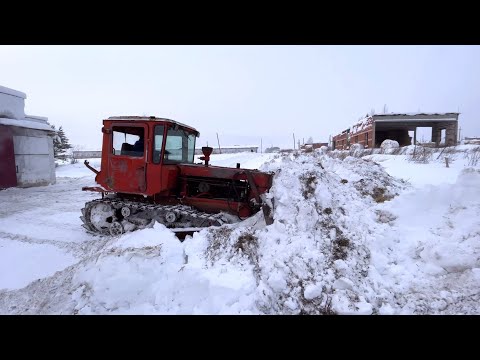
left=445, top=121, right=458, bottom=146
left=431, top=124, right=441, bottom=146
left=413, top=127, right=417, bottom=145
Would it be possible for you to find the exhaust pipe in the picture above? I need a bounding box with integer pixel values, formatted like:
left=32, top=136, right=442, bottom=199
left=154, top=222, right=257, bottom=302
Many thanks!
left=200, top=146, right=213, bottom=167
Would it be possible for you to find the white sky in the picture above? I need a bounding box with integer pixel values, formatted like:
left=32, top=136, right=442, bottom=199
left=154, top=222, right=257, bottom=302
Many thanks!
left=1, top=45, right=479, bottom=150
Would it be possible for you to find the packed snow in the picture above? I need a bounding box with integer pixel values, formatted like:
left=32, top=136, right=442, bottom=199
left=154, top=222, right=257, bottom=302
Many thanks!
left=1, top=147, right=479, bottom=314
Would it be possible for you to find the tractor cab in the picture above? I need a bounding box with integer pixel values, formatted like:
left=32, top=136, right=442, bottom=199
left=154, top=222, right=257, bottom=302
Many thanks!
left=105, top=116, right=199, bottom=164
left=92, top=116, right=200, bottom=195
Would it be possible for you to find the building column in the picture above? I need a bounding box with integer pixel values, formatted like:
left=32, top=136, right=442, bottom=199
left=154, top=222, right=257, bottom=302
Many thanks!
left=445, top=121, right=458, bottom=146
left=413, top=127, right=417, bottom=145
left=431, top=124, right=441, bottom=146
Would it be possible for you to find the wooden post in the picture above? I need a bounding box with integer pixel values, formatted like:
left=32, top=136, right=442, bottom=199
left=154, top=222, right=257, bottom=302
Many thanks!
left=216, top=133, right=222, bottom=154
left=445, top=157, right=449, bottom=168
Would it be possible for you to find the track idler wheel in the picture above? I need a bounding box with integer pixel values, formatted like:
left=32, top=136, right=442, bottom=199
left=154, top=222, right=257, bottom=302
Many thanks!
left=109, top=221, right=125, bottom=236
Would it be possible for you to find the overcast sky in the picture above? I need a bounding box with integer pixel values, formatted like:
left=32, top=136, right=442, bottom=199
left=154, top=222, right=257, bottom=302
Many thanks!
left=1, top=45, right=479, bottom=150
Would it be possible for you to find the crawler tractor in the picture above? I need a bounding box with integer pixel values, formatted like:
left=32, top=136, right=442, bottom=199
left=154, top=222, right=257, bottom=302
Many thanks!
left=81, top=116, right=274, bottom=238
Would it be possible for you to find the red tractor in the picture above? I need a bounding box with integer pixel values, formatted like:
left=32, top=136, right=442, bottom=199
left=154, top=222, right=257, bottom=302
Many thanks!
left=81, top=116, right=274, bottom=237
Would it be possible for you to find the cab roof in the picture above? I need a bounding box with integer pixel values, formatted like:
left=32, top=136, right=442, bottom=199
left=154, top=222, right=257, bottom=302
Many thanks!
left=106, top=116, right=199, bottom=135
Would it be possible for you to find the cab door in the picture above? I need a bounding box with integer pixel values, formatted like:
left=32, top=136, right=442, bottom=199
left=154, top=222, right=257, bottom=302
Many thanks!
left=107, top=123, right=148, bottom=194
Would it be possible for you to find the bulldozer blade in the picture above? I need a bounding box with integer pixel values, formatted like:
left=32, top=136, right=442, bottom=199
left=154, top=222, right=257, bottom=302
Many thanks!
left=171, top=227, right=202, bottom=241
left=262, top=204, right=274, bottom=225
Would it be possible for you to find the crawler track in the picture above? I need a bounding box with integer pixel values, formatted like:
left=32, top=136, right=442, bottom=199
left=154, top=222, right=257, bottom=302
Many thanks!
left=80, top=197, right=231, bottom=238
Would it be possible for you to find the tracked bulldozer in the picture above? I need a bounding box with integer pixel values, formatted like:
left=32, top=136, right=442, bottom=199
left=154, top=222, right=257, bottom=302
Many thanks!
left=81, top=116, right=274, bottom=238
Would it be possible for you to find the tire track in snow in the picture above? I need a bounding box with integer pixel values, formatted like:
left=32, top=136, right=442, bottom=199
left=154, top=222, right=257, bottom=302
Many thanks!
left=0, top=231, right=109, bottom=258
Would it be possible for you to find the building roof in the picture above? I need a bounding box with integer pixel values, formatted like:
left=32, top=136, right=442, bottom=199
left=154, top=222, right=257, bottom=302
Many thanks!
left=373, top=112, right=459, bottom=122
left=374, top=112, right=459, bottom=117
left=0, top=85, right=26, bottom=99
left=106, top=116, right=199, bottom=135
left=0, top=117, right=54, bottom=132
left=335, top=112, right=460, bottom=137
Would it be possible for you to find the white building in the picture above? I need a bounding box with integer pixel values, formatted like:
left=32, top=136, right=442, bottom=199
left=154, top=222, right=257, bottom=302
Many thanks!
left=194, top=145, right=258, bottom=155
left=0, top=85, right=56, bottom=188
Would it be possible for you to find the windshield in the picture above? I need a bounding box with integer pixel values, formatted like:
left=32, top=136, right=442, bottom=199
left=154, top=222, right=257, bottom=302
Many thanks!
left=163, top=127, right=196, bottom=164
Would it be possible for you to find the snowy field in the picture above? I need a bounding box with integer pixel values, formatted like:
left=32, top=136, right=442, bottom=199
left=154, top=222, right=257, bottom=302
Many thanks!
left=0, top=147, right=479, bottom=314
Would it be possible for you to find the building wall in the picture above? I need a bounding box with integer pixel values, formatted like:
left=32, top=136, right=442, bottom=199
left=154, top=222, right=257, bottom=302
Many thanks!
left=0, top=85, right=56, bottom=188
left=333, top=130, right=373, bottom=150
left=11, top=126, right=56, bottom=187
left=0, top=86, right=26, bottom=120
left=73, top=151, right=102, bottom=158
left=194, top=147, right=258, bottom=155
left=300, top=142, right=328, bottom=150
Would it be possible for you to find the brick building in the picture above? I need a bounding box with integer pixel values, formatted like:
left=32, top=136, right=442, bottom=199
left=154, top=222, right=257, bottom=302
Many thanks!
left=332, top=113, right=459, bottom=150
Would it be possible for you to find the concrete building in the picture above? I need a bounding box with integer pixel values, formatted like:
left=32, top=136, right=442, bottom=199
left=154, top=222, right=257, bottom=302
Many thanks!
left=194, top=145, right=258, bottom=155
left=0, top=85, right=56, bottom=189
left=72, top=150, right=102, bottom=159
left=332, top=113, right=459, bottom=150
left=464, top=137, right=480, bottom=145
left=300, top=142, right=328, bottom=151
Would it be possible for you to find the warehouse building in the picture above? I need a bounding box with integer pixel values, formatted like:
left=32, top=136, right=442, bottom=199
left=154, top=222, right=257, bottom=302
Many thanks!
left=0, top=85, right=56, bottom=189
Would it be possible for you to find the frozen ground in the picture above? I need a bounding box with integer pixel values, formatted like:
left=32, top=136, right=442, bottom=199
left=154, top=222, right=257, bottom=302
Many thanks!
left=0, top=148, right=479, bottom=314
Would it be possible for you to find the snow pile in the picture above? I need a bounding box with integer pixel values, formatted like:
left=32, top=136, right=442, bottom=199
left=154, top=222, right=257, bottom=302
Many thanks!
left=197, top=153, right=406, bottom=314
left=370, top=168, right=480, bottom=314
left=380, top=139, right=400, bottom=151
left=349, top=143, right=364, bottom=157
left=351, top=116, right=374, bottom=133
left=0, top=223, right=257, bottom=314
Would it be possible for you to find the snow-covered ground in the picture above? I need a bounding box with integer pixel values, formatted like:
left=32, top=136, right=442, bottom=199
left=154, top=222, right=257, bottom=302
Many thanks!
left=1, top=148, right=479, bottom=314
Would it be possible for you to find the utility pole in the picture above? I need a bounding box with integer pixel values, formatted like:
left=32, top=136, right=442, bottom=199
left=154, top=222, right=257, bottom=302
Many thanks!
left=216, top=133, right=222, bottom=154
left=293, top=133, right=296, bottom=150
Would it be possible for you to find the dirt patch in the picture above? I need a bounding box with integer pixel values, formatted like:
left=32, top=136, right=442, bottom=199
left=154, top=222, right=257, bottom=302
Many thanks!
left=333, top=232, right=351, bottom=261
left=354, top=178, right=396, bottom=203
left=372, top=187, right=394, bottom=203
left=204, top=227, right=261, bottom=280
left=300, top=172, right=317, bottom=199
left=204, top=227, right=234, bottom=262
